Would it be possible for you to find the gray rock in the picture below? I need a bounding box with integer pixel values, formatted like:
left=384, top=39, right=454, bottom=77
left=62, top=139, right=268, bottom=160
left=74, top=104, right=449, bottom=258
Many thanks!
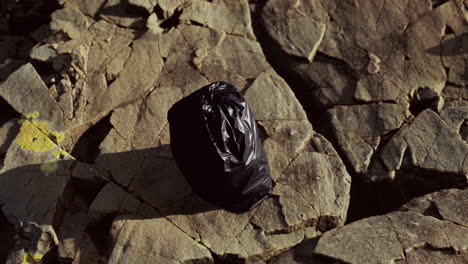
left=60, top=0, right=107, bottom=17
left=50, top=6, right=90, bottom=40
left=294, top=60, right=356, bottom=108
left=440, top=102, right=468, bottom=142
left=312, top=189, right=468, bottom=264
left=180, top=0, right=255, bottom=39
left=88, top=182, right=141, bottom=225
left=30, top=44, right=58, bottom=62
left=314, top=210, right=468, bottom=264
left=108, top=214, right=213, bottom=264
left=261, top=0, right=466, bottom=109
left=327, top=103, right=410, bottom=176
left=261, top=0, right=327, bottom=61
left=0, top=64, right=66, bottom=130
left=401, top=188, right=468, bottom=227
left=397, top=249, right=468, bottom=264
left=370, top=109, right=468, bottom=182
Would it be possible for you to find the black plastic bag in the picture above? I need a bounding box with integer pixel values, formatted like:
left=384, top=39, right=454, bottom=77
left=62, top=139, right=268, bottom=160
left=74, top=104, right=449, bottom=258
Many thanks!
left=168, top=82, right=272, bottom=213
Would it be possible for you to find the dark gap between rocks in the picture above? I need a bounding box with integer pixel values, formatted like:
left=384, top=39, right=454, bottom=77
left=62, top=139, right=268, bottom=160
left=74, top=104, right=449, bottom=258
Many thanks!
left=2, top=0, right=59, bottom=36
left=409, top=93, right=439, bottom=116
left=159, top=8, right=183, bottom=30
left=0, top=96, right=21, bottom=126
left=0, top=153, right=5, bottom=169
left=85, top=214, right=116, bottom=258
left=444, top=25, right=455, bottom=36
left=31, top=60, right=55, bottom=80
left=70, top=177, right=108, bottom=209
left=220, top=253, right=249, bottom=264
left=256, top=121, right=269, bottom=144
left=71, top=113, right=113, bottom=163
left=41, top=246, right=58, bottom=264
left=210, top=252, right=224, bottom=264
left=431, top=0, right=451, bottom=9
left=0, top=209, right=15, bottom=264
left=347, top=167, right=468, bottom=223
left=348, top=130, right=467, bottom=222
left=249, top=1, right=333, bottom=139
left=459, top=121, right=468, bottom=142
left=421, top=201, right=444, bottom=220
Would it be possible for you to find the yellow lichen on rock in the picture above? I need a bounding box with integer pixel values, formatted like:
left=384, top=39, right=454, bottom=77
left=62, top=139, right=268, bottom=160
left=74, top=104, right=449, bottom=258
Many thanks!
left=16, top=112, right=64, bottom=153
left=51, top=149, right=68, bottom=159
left=15, top=112, right=66, bottom=174
left=195, top=238, right=211, bottom=249
left=22, top=253, right=43, bottom=264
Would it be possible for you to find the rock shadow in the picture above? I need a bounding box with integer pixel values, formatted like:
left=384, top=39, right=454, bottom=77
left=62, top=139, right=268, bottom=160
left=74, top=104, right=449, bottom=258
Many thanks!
left=0, top=144, right=223, bottom=228
left=425, top=33, right=468, bottom=57
left=98, top=0, right=149, bottom=29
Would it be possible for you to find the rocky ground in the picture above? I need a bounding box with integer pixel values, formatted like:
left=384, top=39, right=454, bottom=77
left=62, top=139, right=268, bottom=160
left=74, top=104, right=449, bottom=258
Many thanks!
left=0, top=0, right=466, bottom=263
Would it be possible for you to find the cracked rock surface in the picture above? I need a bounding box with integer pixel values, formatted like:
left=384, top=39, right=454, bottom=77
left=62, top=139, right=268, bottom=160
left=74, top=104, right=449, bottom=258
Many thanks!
left=0, top=0, right=466, bottom=263
left=270, top=188, right=468, bottom=264
left=258, top=0, right=467, bottom=220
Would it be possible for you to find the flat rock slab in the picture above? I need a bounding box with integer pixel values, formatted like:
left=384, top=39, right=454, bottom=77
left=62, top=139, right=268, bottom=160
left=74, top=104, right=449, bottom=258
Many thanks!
left=108, top=213, right=213, bottom=264
left=314, top=210, right=468, bottom=264
left=273, top=188, right=468, bottom=264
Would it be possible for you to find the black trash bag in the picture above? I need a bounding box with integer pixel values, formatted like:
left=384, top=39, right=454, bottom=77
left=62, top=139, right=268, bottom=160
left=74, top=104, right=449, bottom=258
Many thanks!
left=168, top=81, right=273, bottom=213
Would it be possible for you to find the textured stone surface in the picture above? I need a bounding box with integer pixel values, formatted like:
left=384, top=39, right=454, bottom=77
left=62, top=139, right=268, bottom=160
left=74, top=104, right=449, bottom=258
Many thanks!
left=370, top=109, right=468, bottom=181
left=92, top=26, right=351, bottom=261
left=401, top=188, right=468, bottom=227
left=314, top=210, right=468, bottom=264
left=108, top=214, right=213, bottom=264
left=0, top=0, right=467, bottom=263
left=261, top=0, right=327, bottom=61
left=274, top=189, right=468, bottom=264
left=0, top=116, right=74, bottom=263
left=328, top=103, right=410, bottom=176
